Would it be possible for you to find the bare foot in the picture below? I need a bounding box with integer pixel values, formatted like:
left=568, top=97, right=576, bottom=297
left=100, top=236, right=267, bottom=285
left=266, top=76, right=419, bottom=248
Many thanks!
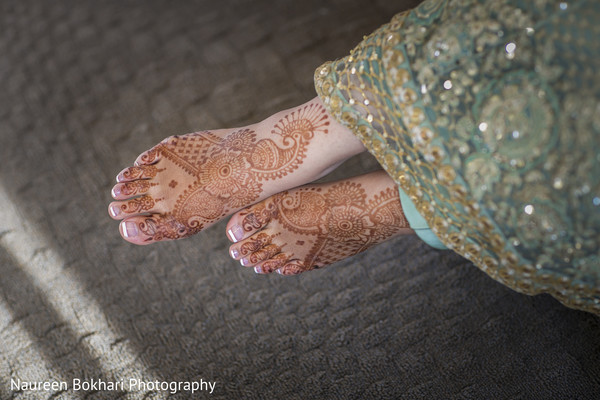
left=226, top=170, right=414, bottom=275
left=108, top=97, right=365, bottom=244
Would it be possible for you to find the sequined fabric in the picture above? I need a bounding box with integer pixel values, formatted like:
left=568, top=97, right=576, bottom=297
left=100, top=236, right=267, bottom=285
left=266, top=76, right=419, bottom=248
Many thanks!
left=314, top=0, right=600, bottom=314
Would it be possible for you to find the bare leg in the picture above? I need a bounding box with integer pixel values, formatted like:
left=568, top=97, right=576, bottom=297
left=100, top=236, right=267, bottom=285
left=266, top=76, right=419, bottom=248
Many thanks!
left=226, top=170, right=414, bottom=274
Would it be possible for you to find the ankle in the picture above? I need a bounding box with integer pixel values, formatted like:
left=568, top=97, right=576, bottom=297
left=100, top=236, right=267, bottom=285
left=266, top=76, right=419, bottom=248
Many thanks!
left=262, top=97, right=366, bottom=178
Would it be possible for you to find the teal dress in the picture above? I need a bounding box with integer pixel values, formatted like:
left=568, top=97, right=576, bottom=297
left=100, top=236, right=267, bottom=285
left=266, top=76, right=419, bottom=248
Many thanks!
left=315, top=0, right=600, bottom=314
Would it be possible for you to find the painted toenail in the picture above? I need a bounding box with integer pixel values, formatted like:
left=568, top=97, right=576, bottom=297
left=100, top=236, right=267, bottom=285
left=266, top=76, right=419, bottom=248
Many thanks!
left=110, top=205, right=121, bottom=217
left=227, top=225, right=244, bottom=242
left=112, top=186, right=121, bottom=197
left=254, top=266, right=262, bottom=274
left=230, top=248, right=240, bottom=259
left=123, top=221, right=138, bottom=238
left=240, top=258, right=249, bottom=267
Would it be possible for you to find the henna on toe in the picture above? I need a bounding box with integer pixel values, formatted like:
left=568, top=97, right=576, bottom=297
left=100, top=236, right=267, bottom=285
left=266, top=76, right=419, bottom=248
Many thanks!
left=227, top=170, right=413, bottom=275
left=242, top=244, right=282, bottom=266
left=111, top=180, right=155, bottom=199
left=118, top=214, right=189, bottom=244
left=232, top=232, right=276, bottom=263
left=116, top=165, right=160, bottom=182
left=277, top=260, right=306, bottom=276
left=254, top=253, right=291, bottom=274
left=134, top=147, right=162, bottom=166
left=227, top=195, right=280, bottom=243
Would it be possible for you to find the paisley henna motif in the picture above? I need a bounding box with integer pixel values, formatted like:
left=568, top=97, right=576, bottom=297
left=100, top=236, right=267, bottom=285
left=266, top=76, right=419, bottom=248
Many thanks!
left=254, top=103, right=330, bottom=179
left=130, top=103, right=330, bottom=241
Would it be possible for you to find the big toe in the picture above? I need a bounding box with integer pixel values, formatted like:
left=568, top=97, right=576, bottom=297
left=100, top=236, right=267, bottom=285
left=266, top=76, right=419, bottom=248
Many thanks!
left=225, top=195, right=281, bottom=243
left=119, top=214, right=188, bottom=245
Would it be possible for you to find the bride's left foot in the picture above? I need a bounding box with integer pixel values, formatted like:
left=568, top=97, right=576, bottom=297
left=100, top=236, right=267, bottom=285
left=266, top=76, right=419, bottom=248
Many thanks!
left=226, top=170, right=413, bottom=275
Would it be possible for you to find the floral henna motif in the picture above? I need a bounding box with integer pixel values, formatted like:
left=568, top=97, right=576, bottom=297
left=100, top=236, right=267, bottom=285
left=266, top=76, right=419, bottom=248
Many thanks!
left=307, top=186, right=407, bottom=269
left=132, top=103, right=330, bottom=241
left=243, top=182, right=408, bottom=273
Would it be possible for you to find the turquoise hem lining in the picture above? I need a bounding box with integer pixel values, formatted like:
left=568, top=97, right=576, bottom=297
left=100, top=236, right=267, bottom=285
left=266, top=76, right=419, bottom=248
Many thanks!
left=399, top=188, right=447, bottom=250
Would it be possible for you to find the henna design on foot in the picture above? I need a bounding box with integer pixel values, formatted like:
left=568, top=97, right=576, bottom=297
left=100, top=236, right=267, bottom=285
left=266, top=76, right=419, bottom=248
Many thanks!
left=230, top=174, right=410, bottom=274
left=111, top=101, right=331, bottom=243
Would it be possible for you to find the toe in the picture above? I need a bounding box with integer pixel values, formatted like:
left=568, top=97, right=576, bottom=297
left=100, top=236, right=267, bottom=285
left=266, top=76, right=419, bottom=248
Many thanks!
left=108, top=195, right=157, bottom=220
left=225, top=194, right=282, bottom=243
left=277, top=260, right=310, bottom=275
left=253, top=253, right=291, bottom=274
left=119, top=218, right=145, bottom=244
left=134, top=146, right=162, bottom=166
left=119, top=214, right=189, bottom=245
left=111, top=180, right=154, bottom=199
left=116, top=165, right=159, bottom=182
left=240, top=244, right=282, bottom=267
left=229, top=231, right=273, bottom=260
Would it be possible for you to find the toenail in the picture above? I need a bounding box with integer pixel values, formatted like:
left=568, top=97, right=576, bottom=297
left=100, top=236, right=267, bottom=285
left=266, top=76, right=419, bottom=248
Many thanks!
left=227, top=225, right=244, bottom=242
left=230, top=248, right=240, bottom=259
left=276, top=269, right=283, bottom=275
left=254, top=266, right=262, bottom=274
left=240, top=258, right=249, bottom=267
left=112, top=186, right=121, bottom=197
left=123, top=221, right=138, bottom=238
left=110, top=205, right=121, bottom=217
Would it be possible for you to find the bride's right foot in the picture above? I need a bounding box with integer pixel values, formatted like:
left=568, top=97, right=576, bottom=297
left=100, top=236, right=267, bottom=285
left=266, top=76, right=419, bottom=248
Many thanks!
left=108, top=97, right=365, bottom=245
left=226, top=170, right=413, bottom=275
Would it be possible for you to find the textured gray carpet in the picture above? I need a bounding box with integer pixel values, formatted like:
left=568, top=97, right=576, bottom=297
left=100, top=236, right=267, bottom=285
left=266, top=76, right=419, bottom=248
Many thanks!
left=1, top=0, right=599, bottom=399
